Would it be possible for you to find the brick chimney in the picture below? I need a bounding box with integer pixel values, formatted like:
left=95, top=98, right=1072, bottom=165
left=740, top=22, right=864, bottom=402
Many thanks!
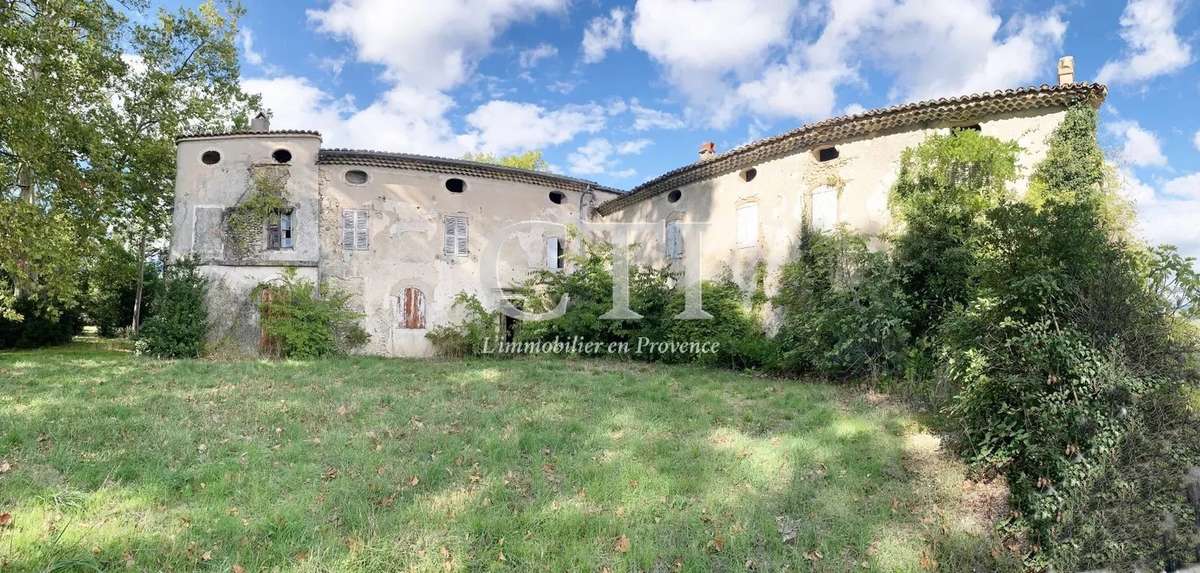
left=1057, top=56, right=1075, bottom=85
left=251, top=111, right=270, bottom=131
left=698, top=141, right=716, bottom=162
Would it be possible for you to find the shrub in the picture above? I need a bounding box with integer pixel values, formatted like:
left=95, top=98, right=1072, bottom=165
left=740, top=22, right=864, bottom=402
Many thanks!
left=0, top=295, right=82, bottom=348
left=890, top=129, right=1020, bottom=335
left=136, top=257, right=208, bottom=358
left=942, top=319, right=1152, bottom=536
left=255, top=268, right=368, bottom=359
left=1050, top=382, right=1200, bottom=570
left=425, top=292, right=499, bottom=358
left=510, top=234, right=774, bottom=368
left=651, top=276, right=778, bottom=369
left=923, top=105, right=1200, bottom=563
left=775, top=228, right=910, bottom=379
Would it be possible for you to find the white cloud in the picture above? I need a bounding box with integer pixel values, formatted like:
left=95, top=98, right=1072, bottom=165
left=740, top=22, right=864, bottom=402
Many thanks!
left=1097, top=0, right=1192, bottom=85
left=1194, top=129, right=1200, bottom=152
left=843, top=103, right=867, bottom=116
left=519, top=43, right=558, bottom=69
left=1117, top=169, right=1200, bottom=262
left=240, top=28, right=264, bottom=66
left=308, top=0, right=565, bottom=91
left=617, top=138, right=652, bottom=154
left=462, top=101, right=606, bottom=155
left=1162, top=172, right=1200, bottom=199
left=241, top=76, right=355, bottom=138
left=870, top=5, right=1067, bottom=101
left=244, top=75, right=617, bottom=159
left=628, top=100, right=684, bottom=131
left=567, top=138, right=638, bottom=178
left=630, top=0, right=1066, bottom=128
left=582, top=8, right=628, bottom=64
left=316, top=56, right=346, bottom=78
left=242, top=76, right=469, bottom=156
left=1107, top=120, right=1168, bottom=167
left=1116, top=167, right=1156, bottom=204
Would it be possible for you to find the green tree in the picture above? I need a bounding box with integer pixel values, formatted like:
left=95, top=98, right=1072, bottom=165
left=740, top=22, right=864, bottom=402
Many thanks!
left=890, top=130, right=1020, bottom=335
left=462, top=150, right=549, bottom=172
left=0, top=0, right=128, bottom=315
left=0, top=0, right=257, bottom=328
left=104, top=0, right=258, bottom=333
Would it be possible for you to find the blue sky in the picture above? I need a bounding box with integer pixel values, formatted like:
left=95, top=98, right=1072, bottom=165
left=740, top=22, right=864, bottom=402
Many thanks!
left=183, top=1, right=1198, bottom=256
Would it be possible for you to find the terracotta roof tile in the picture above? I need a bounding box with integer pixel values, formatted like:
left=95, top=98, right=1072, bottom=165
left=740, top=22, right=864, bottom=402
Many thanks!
left=595, top=83, right=1106, bottom=216
left=318, top=149, right=625, bottom=195
left=175, top=129, right=321, bottom=141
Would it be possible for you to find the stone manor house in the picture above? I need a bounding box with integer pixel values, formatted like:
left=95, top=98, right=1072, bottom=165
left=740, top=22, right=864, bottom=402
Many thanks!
left=170, top=58, right=1106, bottom=357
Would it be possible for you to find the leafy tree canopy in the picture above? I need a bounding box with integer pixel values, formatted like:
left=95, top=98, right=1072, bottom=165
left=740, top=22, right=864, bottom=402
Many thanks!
left=462, top=150, right=549, bottom=172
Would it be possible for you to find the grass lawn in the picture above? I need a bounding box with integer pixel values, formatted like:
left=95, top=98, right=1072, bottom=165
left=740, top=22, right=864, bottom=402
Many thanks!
left=0, top=341, right=1015, bottom=572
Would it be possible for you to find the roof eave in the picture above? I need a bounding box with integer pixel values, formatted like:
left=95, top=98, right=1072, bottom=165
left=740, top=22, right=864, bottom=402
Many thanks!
left=595, top=82, right=1106, bottom=217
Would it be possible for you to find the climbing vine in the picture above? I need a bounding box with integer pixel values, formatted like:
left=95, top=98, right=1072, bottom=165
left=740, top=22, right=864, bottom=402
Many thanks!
left=224, top=167, right=290, bottom=259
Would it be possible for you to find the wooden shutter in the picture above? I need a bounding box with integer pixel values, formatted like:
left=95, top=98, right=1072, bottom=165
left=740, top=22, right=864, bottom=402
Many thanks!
left=545, top=237, right=558, bottom=269
left=666, top=222, right=683, bottom=259
left=455, top=216, right=468, bottom=255
left=401, top=288, right=426, bottom=329
left=354, top=210, right=369, bottom=250
left=342, top=209, right=355, bottom=249
left=443, top=216, right=456, bottom=255
left=267, top=212, right=281, bottom=250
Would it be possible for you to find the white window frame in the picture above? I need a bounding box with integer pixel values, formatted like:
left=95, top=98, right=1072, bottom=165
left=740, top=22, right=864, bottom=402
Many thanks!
left=736, top=202, right=758, bottom=248
left=342, top=209, right=369, bottom=251
left=444, top=215, right=469, bottom=257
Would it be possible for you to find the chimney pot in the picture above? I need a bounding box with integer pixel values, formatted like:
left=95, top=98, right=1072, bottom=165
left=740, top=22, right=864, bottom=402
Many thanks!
left=698, top=141, right=716, bottom=161
left=251, top=111, right=270, bottom=132
left=1057, top=56, right=1075, bottom=85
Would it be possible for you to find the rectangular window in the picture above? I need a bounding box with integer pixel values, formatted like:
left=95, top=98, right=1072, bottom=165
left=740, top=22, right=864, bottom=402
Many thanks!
left=444, top=215, right=468, bottom=256
left=267, top=210, right=293, bottom=250
left=665, top=221, right=684, bottom=260
left=342, top=209, right=369, bottom=251
left=546, top=237, right=565, bottom=270
left=811, top=186, right=838, bottom=232
left=736, top=203, right=758, bottom=248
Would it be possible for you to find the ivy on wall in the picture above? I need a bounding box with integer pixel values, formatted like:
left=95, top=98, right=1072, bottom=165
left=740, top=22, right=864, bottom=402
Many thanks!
left=224, top=166, right=290, bottom=260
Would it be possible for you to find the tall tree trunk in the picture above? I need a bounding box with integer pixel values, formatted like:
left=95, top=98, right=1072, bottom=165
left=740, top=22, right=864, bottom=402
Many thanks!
left=131, top=233, right=146, bottom=336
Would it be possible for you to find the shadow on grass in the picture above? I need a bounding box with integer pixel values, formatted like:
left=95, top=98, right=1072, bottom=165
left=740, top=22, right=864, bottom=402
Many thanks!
left=0, top=345, right=1017, bottom=572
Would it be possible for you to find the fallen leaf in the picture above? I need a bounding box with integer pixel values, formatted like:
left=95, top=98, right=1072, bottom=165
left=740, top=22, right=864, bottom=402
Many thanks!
left=614, top=534, right=630, bottom=553
left=233, top=565, right=246, bottom=573
left=497, top=550, right=505, bottom=562
left=0, top=513, right=12, bottom=527
left=804, top=549, right=822, bottom=562
left=408, top=475, right=420, bottom=487
left=322, top=467, right=338, bottom=481
left=337, top=405, right=349, bottom=416
left=200, top=551, right=212, bottom=562
left=0, top=461, right=10, bottom=474
left=708, top=535, right=725, bottom=553
left=775, top=516, right=798, bottom=544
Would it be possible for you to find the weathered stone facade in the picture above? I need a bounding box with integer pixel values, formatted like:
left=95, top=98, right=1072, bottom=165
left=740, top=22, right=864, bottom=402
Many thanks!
left=170, top=82, right=1106, bottom=356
